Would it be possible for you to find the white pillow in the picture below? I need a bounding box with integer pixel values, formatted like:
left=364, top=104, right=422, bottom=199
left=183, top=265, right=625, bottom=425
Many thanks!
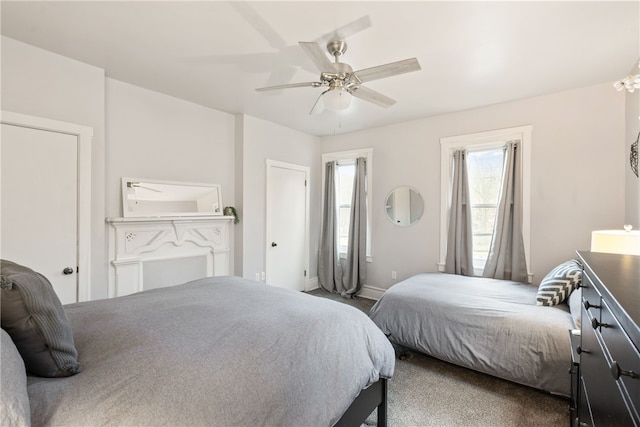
left=568, top=287, right=582, bottom=329
left=1, top=329, right=31, bottom=427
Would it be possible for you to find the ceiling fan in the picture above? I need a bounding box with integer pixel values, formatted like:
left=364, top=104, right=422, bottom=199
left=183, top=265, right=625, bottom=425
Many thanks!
left=255, top=39, right=421, bottom=113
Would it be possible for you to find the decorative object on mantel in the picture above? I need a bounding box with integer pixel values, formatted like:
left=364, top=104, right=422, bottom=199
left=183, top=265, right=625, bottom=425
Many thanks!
left=631, top=132, right=639, bottom=178
left=591, top=224, right=640, bottom=256
left=223, top=206, right=239, bottom=224
left=613, top=61, right=640, bottom=93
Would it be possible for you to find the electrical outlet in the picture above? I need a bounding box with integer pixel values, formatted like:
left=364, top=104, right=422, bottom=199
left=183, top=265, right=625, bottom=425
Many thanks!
left=391, top=271, right=397, bottom=279
left=261, top=272, right=266, bottom=280
left=255, top=273, right=260, bottom=281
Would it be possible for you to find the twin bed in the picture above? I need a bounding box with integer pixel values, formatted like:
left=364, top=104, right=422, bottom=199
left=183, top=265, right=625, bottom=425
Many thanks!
left=1, top=262, right=394, bottom=427
left=369, top=272, right=576, bottom=397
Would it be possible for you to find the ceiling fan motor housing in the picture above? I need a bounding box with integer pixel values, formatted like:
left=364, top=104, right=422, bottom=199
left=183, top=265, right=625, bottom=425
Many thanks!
left=327, top=40, right=348, bottom=58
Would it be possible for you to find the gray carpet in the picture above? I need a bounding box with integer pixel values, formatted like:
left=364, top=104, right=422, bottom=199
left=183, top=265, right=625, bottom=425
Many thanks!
left=307, top=288, right=570, bottom=427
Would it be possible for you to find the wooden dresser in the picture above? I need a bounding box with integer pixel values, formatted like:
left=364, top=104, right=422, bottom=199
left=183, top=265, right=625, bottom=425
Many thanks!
left=575, top=251, right=640, bottom=426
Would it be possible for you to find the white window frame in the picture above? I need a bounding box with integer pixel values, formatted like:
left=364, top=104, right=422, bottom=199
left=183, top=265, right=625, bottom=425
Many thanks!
left=321, top=148, right=373, bottom=262
left=439, top=125, right=532, bottom=282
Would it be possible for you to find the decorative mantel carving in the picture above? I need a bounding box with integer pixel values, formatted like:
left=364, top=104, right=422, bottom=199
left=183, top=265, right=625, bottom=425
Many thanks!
left=106, top=216, right=233, bottom=298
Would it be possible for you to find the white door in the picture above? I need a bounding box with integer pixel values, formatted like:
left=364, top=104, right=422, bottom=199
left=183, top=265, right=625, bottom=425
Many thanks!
left=266, top=161, right=308, bottom=292
left=1, top=123, right=79, bottom=304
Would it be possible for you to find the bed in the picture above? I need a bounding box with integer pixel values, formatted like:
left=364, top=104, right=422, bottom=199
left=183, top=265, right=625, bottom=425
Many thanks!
left=1, top=260, right=394, bottom=427
left=368, top=272, right=576, bottom=397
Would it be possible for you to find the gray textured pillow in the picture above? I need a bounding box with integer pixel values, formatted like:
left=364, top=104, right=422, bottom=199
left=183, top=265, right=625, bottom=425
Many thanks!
left=1, top=328, right=31, bottom=427
left=0, top=260, right=82, bottom=377
left=536, top=259, right=583, bottom=306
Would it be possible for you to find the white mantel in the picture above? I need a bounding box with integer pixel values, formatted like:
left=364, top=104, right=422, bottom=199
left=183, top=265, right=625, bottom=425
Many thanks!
left=106, top=216, right=233, bottom=298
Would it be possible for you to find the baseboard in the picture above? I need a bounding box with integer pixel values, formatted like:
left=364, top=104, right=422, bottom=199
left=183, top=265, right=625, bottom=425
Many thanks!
left=307, top=277, right=383, bottom=301
left=359, top=285, right=385, bottom=301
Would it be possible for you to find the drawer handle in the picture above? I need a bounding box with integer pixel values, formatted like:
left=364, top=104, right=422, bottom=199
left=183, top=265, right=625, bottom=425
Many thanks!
left=591, top=318, right=609, bottom=330
left=576, top=346, right=590, bottom=355
left=583, top=300, right=600, bottom=310
left=611, top=361, right=638, bottom=380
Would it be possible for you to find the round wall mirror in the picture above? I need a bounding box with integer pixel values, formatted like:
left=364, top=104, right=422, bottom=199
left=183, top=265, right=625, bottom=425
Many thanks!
left=385, top=186, right=424, bottom=226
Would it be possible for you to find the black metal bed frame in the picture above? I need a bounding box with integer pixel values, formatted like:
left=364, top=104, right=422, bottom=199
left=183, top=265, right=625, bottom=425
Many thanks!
left=334, top=378, right=387, bottom=427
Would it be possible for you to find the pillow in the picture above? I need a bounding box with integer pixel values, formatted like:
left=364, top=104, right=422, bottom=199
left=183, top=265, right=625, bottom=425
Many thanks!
left=536, top=259, right=582, bottom=306
left=568, top=287, right=582, bottom=329
left=0, top=260, right=82, bottom=377
left=1, top=329, right=31, bottom=427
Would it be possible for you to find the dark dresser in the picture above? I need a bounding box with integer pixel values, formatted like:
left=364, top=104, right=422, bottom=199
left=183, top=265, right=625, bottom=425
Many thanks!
left=575, top=251, right=640, bottom=426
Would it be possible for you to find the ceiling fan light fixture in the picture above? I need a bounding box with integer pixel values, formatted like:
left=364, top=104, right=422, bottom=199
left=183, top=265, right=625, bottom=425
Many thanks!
left=323, top=88, right=352, bottom=111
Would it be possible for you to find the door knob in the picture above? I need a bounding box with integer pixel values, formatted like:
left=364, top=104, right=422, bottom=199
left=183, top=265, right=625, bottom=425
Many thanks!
left=271, top=242, right=278, bottom=247
left=62, top=267, right=74, bottom=275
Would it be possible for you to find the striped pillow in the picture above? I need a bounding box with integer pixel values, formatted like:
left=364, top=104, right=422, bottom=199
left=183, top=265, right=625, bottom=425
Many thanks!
left=536, top=260, right=583, bottom=306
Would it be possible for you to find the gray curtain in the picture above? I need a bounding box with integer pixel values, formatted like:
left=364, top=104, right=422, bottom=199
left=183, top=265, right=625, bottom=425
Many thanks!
left=483, top=142, right=528, bottom=282
left=318, top=161, right=341, bottom=292
left=341, top=157, right=367, bottom=297
left=445, top=150, right=475, bottom=276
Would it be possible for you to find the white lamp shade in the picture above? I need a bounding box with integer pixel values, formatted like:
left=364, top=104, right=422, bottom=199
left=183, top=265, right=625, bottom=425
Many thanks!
left=591, top=230, right=640, bottom=256
left=323, top=89, right=352, bottom=111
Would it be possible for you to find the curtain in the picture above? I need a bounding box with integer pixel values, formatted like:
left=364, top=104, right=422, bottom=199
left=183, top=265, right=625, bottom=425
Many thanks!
left=318, top=161, right=341, bottom=292
left=445, top=150, right=474, bottom=276
left=341, top=157, right=367, bottom=297
left=483, top=142, right=528, bottom=282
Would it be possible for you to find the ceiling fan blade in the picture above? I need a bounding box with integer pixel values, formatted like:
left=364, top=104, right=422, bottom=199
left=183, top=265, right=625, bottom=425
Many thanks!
left=351, top=85, right=396, bottom=108
left=299, top=42, right=334, bottom=72
left=256, top=81, right=321, bottom=92
left=315, top=16, right=372, bottom=43
left=353, top=58, right=421, bottom=83
left=230, top=2, right=288, bottom=50
left=130, top=183, right=162, bottom=193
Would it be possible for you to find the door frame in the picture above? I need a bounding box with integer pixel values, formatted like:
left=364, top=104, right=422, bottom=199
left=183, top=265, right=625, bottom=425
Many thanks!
left=1, top=111, right=93, bottom=301
left=265, top=159, right=310, bottom=290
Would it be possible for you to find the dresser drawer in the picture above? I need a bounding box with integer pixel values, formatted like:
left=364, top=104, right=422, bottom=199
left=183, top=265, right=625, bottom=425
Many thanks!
left=581, top=273, right=601, bottom=312
left=599, top=300, right=640, bottom=423
left=581, top=305, right=636, bottom=426
left=577, top=377, right=594, bottom=427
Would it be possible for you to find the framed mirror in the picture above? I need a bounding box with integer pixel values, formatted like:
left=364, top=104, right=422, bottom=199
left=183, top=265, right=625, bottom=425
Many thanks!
left=385, top=186, right=424, bottom=226
left=122, top=178, right=222, bottom=217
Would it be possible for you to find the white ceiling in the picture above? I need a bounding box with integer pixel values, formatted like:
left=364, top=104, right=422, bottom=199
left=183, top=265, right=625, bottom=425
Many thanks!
left=2, top=1, right=638, bottom=136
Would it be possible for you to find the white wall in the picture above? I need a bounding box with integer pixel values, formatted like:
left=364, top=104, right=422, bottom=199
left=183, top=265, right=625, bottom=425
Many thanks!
left=237, top=115, right=320, bottom=283
left=320, top=83, right=625, bottom=288
left=1, top=37, right=238, bottom=300
left=104, top=79, right=235, bottom=217
left=1, top=36, right=107, bottom=297
left=624, top=62, right=640, bottom=227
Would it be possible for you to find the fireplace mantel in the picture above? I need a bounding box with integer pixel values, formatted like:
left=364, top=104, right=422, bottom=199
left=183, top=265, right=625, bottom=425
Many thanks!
left=106, top=216, right=233, bottom=298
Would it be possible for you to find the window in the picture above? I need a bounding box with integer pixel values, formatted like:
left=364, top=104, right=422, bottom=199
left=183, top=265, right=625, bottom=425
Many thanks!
left=467, top=148, right=505, bottom=273
left=322, top=149, right=373, bottom=260
left=336, top=161, right=356, bottom=254
left=439, top=126, right=531, bottom=281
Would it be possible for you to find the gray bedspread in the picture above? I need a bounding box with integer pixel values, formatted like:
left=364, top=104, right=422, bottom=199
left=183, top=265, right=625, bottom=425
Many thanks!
left=27, top=276, right=395, bottom=426
left=369, top=273, right=573, bottom=396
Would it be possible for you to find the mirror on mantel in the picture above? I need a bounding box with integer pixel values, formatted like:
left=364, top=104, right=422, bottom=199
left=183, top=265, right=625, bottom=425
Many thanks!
left=121, top=177, right=222, bottom=217
left=385, top=186, right=424, bottom=226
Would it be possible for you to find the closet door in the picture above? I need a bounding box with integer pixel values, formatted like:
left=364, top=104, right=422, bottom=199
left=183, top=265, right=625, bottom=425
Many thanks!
left=1, top=123, right=79, bottom=304
left=265, top=160, right=309, bottom=292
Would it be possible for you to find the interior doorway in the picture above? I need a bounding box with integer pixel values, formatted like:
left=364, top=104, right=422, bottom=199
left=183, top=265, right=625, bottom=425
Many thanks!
left=265, top=160, right=309, bottom=292
left=0, top=111, right=93, bottom=303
